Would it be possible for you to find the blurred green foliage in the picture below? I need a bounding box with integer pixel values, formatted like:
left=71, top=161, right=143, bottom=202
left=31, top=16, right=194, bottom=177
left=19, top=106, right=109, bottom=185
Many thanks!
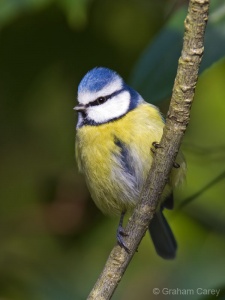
left=0, top=0, right=225, bottom=299
left=130, top=1, right=225, bottom=103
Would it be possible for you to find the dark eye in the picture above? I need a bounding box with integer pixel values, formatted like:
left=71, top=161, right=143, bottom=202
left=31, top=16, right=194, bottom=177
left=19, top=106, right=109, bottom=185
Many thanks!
left=97, top=97, right=107, bottom=105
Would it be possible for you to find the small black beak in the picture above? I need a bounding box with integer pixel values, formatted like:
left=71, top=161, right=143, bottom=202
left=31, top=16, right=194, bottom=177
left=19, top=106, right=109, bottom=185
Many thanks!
left=73, top=104, right=86, bottom=112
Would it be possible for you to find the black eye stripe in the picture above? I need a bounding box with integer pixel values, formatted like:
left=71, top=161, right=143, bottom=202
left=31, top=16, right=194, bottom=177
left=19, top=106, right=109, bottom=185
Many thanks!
left=88, top=88, right=125, bottom=107
left=89, top=95, right=109, bottom=107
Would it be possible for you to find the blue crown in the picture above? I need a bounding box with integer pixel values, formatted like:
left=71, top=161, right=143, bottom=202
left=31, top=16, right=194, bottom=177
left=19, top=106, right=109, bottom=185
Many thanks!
left=78, top=67, right=122, bottom=93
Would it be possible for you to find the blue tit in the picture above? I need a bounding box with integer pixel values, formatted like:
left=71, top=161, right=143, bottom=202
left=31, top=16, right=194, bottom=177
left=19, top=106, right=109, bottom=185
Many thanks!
left=74, top=67, right=186, bottom=259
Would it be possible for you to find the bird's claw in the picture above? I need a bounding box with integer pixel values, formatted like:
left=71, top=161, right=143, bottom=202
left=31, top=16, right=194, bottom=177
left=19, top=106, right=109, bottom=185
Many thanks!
left=151, top=141, right=163, bottom=154
left=152, top=141, right=162, bottom=149
left=117, top=226, right=130, bottom=253
left=117, top=212, right=130, bottom=253
left=151, top=142, right=180, bottom=169
left=173, top=162, right=180, bottom=168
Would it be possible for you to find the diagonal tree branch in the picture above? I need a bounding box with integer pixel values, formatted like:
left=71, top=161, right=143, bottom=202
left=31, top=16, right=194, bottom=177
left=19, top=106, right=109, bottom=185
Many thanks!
left=87, top=0, right=210, bottom=299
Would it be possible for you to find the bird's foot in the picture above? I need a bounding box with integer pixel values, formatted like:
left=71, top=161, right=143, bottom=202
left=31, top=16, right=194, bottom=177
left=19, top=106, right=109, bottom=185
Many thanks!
left=117, top=212, right=130, bottom=253
left=117, top=226, right=130, bottom=253
left=151, top=141, right=163, bottom=154
left=151, top=142, right=180, bottom=169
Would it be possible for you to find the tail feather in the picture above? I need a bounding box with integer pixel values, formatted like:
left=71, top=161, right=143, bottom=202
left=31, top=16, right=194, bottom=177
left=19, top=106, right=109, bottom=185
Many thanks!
left=149, top=210, right=177, bottom=259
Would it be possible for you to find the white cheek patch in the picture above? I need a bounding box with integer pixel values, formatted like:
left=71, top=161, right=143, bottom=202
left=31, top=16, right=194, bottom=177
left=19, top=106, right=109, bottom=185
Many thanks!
left=87, top=91, right=130, bottom=123
left=78, top=77, right=123, bottom=105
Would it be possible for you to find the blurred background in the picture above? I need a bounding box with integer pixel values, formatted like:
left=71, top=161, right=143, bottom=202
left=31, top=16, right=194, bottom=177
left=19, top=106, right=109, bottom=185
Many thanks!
left=0, top=0, right=225, bottom=299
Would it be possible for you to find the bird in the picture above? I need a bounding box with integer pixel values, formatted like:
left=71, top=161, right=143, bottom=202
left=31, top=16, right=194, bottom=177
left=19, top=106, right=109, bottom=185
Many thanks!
left=74, top=67, right=186, bottom=259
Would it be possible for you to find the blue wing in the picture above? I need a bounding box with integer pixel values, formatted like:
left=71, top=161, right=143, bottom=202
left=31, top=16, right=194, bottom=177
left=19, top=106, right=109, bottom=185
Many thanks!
left=114, top=137, right=136, bottom=178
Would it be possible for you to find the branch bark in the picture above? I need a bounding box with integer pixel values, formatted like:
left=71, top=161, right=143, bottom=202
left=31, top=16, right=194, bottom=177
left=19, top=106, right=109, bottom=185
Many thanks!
left=87, top=0, right=209, bottom=299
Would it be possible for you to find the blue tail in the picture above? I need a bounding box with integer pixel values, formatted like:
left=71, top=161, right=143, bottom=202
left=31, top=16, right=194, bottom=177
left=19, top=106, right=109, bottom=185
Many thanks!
left=149, top=210, right=177, bottom=259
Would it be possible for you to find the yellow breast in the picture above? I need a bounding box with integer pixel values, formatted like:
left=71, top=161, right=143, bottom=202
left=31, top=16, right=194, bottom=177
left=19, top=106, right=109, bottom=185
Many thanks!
left=75, top=103, right=185, bottom=215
